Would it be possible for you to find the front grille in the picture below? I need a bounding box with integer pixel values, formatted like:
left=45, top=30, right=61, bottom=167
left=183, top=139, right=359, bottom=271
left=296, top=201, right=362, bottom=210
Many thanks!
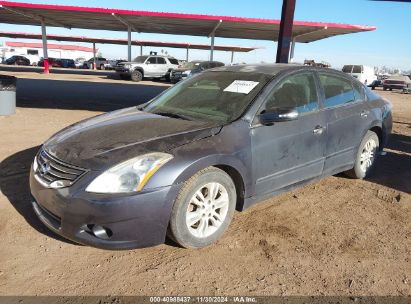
left=35, top=149, right=87, bottom=188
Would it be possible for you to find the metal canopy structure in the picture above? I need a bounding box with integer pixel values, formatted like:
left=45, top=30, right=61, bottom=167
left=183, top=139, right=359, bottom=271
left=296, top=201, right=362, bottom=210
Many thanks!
left=0, top=1, right=376, bottom=73
left=0, top=1, right=376, bottom=42
left=0, top=31, right=259, bottom=53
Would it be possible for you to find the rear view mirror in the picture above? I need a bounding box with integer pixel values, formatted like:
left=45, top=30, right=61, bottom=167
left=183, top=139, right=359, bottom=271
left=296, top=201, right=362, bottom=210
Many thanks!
left=259, top=107, right=298, bottom=126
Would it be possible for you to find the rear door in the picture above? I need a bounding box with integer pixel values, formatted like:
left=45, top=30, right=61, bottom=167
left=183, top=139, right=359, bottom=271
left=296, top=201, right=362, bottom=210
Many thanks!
left=317, top=72, right=372, bottom=175
left=251, top=71, right=327, bottom=195
left=144, top=56, right=158, bottom=77
left=156, top=57, right=168, bottom=76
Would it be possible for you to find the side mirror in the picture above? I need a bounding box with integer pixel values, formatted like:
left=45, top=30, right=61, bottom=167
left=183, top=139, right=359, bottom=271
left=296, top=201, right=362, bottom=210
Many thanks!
left=259, top=107, right=298, bottom=126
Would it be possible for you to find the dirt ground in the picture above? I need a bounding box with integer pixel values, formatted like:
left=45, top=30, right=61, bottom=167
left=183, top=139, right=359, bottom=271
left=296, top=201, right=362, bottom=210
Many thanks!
left=0, top=68, right=410, bottom=296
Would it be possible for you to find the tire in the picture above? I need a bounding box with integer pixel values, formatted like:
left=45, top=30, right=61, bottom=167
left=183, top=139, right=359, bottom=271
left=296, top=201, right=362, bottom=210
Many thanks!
left=168, top=167, right=236, bottom=249
left=345, top=131, right=379, bottom=179
left=131, top=70, right=143, bottom=82
left=389, top=88, right=393, bottom=91
left=383, top=87, right=387, bottom=91
left=165, top=70, right=172, bottom=82
left=100, top=64, right=105, bottom=70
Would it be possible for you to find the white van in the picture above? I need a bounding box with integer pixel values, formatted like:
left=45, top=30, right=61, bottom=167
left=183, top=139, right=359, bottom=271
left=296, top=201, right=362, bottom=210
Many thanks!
left=342, top=65, right=377, bottom=85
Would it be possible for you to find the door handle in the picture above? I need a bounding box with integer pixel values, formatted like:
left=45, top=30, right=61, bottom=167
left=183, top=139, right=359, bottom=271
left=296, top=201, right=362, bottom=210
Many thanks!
left=313, top=125, right=325, bottom=135
left=360, top=110, right=369, bottom=118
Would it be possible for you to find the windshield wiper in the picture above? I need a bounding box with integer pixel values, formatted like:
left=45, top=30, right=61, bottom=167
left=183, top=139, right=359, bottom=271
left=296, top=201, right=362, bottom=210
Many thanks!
left=154, top=112, right=192, bottom=121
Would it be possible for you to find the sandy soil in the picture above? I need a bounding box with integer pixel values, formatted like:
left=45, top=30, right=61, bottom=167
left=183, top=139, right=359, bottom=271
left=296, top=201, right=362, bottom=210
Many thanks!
left=0, top=70, right=410, bottom=296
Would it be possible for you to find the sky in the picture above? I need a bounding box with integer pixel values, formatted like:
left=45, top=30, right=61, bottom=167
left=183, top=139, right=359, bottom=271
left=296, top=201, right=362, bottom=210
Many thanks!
left=0, top=0, right=410, bottom=70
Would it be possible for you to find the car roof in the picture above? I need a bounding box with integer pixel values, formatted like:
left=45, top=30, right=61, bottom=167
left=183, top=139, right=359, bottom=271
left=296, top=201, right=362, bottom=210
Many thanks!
left=211, top=64, right=353, bottom=78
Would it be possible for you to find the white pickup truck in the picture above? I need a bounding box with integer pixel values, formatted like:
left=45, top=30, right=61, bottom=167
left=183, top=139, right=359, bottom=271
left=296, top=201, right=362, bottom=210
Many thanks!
left=115, top=55, right=179, bottom=82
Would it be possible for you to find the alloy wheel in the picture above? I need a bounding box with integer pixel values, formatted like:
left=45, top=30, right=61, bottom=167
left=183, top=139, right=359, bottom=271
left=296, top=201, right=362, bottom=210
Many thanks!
left=186, top=182, right=229, bottom=238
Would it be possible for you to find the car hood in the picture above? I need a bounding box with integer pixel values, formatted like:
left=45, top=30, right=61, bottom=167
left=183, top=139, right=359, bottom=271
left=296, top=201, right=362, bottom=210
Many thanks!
left=43, top=107, right=221, bottom=170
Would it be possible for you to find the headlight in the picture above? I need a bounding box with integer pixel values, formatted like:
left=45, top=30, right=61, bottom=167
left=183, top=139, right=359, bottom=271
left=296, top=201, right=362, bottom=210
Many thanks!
left=124, top=64, right=132, bottom=69
left=85, top=152, right=173, bottom=193
left=182, top=70, right=191, bottom=77
left=33, top=155, right=38, bottom=172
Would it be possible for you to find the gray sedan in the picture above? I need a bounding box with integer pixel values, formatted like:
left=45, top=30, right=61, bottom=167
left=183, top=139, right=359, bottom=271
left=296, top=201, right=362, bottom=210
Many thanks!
left=30, top=64, right=392, bottom=249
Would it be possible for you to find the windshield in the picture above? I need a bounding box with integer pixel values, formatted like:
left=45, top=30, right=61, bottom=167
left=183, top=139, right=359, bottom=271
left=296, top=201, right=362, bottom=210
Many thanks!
left=133, top=56, right=148, bottom=63
left=143, top=71, right=272, bottom=123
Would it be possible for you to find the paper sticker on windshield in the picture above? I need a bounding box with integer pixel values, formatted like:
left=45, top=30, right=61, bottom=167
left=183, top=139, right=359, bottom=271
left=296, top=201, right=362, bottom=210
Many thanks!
left=224, top=80, right=259, bottom=94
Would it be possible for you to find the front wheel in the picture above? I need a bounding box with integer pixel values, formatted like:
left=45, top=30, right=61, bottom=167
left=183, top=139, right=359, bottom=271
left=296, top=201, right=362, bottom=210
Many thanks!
left=345, top=131, right=379, bottom=179
left=131, top=70, right=143, bottom=82
left=168, top=167, right=236, bottom=248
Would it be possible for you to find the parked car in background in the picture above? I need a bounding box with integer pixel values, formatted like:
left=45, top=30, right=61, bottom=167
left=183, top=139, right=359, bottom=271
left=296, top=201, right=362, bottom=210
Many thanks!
left=104, top=59, right=126, bottom=70
left=4, top=55, right=30, bottom=66
left=383, top=75, right=411, bottom=91
left=115, top=55, right=179, bottom=82
left=37, top=57, right=63, bottom=68
left=30, top=64, right=392, bottom=250
left=342, top=65, right=377, bottom=85
left=83, top=57, right=108, bottom=70
left=74, top=57, right=86, bottom=69
left=170, top=61, right=225, bottom=83
left=60, top=58, right=76, bottom=69
left=368, top=79, right=382, bottom=90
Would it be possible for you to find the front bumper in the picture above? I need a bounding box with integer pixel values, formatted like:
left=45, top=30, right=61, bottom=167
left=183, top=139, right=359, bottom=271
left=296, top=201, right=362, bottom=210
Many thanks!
left=30, top=170, right=180, bottom=250
left=115, top=67, right=131, bottom=75
left=170, top=72, right=188, bottom=83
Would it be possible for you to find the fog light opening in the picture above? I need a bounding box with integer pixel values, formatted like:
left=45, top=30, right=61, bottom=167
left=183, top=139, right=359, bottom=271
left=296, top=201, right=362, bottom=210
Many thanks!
left=89, top=224, right=113, bottom=240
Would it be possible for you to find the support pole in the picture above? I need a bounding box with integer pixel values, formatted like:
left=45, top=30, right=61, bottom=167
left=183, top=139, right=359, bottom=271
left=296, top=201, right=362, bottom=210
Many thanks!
left=186, top=47, right=189, bottom=62
left=289, top=38, right=296, bottom=62
left=209, top=20, right=222, bottom=62
left=140, top=45, right=143, bottom=56
left=276, top=0, right=296, bottom=64
left=92, top=42, right=96, bottom=70
left=230, top=51, right=234, bottom=65
left=40, top=19, right=49, bottom=74
left=210, top=35, right=215, bottom=61
left=127, top=25, right=132, bottom=62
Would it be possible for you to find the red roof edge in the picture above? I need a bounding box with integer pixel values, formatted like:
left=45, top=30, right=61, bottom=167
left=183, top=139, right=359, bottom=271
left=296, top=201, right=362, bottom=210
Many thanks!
left=0, top=1, right=377, bottom=31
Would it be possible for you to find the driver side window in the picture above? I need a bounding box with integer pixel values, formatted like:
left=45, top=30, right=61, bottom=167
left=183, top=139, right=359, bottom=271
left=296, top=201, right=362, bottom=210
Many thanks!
left=147, top=57, right=157, bottom=64
left=265, top=72, right=319, bottom=114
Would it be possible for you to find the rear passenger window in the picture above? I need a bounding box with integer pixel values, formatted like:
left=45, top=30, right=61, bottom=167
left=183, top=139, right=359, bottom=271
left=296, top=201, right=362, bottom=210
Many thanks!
left=319, top=74, right=355, bottom=108
left=265, top=73, right=319, bottom=114
left=157, top=57, right=166, bottom=64
left=168, top=58, right=179, bottom=65
left=353, top=81, right=366, bottom=102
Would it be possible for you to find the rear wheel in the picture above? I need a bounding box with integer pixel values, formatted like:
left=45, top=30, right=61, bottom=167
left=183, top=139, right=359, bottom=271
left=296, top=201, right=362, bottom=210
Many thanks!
left=168, top=167, right=236, bottom=248
left=345, top=131, right=379, bottom=179
left=131, top=70, right=143, bottom=82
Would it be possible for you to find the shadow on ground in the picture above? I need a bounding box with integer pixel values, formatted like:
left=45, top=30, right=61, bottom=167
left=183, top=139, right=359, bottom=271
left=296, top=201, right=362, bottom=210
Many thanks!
left=15, top=77, right=168, bottom=112
left=368, top=133, right=411, bottom=194
left=0, top=146, right=78, bottom=245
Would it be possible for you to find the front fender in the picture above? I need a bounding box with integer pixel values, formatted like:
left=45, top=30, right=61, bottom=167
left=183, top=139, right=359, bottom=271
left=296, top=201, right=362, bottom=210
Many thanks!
left=143, top=121, right=252, bottom=197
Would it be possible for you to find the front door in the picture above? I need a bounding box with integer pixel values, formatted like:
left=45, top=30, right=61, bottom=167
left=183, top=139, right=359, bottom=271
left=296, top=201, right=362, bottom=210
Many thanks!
left=251, top=71, right=326, bottom=196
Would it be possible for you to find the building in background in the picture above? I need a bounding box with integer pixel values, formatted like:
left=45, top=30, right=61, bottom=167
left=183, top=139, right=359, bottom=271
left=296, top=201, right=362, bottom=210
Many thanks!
left=0, top=41, right=95, bottom=64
